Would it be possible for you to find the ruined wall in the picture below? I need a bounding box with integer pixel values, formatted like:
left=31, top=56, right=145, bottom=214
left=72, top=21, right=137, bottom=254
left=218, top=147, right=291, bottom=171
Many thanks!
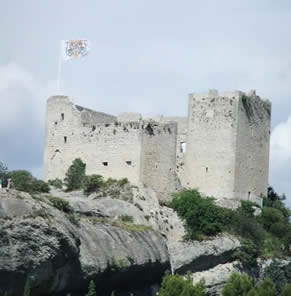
left=162, top=117, right=188, bottom=183
left=184, top=90, right=239, bottom=198
left=44, top=96, right=143, bottom=184
left=140, top=121, right=178, bottom=201
left=234, top=91, right=271, bottom=203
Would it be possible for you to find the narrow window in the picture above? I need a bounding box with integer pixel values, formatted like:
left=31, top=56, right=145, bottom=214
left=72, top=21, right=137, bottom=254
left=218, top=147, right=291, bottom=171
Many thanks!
left=206, top=167, right=208, bottom=173
left=64, top=136, right=67, bottom=143
left=180, top=142, right=186, bottom=153
left=102, top=162, right=108, bottom=166
left=54, top=121, right=58, bottom=125
left=61, top=113, right=64, bottom=120
left=92, top=125, right=96, bottom=131
left=248, top=191, right=251, bottom=200
left=126, top=161, right=132, bottom=166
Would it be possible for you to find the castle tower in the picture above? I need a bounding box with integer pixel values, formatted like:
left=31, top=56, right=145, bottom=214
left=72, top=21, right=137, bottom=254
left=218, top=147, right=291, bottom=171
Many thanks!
left=184, top=89, right=271, bottom=204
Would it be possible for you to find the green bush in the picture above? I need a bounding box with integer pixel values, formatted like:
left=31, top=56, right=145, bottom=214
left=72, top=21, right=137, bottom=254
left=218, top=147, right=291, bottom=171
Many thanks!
left=64, top=158, right=86, bottom=191
left=31, top=179, right=50, bottom=193
left=233, top=239, right=260, bottom=267
left=87, top=280, right=96, bottom=296
left=119, top=215, right=134, bottom=223
left=264, top=260, right=286, bottom=294
left=0, top=161, right=8, bottom=187
left=222, top=272, right=254, bottom=296
left=282, top=283, right=291, bottom=296
left=9, top=170, right=34, bottom=192
left=158, top=271, right=206, bottom=296
left=117, top=178, right=129, bottom=186
left=255, top=277, right=276, bottom=296
left=66, top=214, right=80, bottom=226
left=8, top=170, right=49, bottom=193
left=170, top=189, right=227, bottom=239
left=83, top=174, right=104, bottom=194
left=47, top=196, right=72, bottom=213
left=259, top=207, right=286, bottom=232
left=48, top=178, right=63, bottom=189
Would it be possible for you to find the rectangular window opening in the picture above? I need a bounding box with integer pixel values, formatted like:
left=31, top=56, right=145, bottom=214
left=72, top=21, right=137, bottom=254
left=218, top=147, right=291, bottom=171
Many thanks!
left=61, top=113, right=64, bottom=120
left=102, top=162, right=108, bottom=166
left=180, top=142, right=186, bottom=153
left=64, top=136, right=67, bottom=143
left=126, top=161, right=132, bottom=166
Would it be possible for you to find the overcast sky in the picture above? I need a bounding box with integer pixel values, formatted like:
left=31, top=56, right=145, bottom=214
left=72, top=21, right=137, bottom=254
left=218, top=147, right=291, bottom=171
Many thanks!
left=0, top=0, right=290, bottom=203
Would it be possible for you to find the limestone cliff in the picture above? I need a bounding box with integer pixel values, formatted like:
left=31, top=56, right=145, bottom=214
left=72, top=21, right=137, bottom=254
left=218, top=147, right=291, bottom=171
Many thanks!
left=0, top=186, right=266, bottom=296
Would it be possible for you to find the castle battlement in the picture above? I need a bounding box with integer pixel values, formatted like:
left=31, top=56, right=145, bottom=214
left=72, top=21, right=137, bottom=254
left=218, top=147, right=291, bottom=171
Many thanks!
left=44, top=90, right=271, bottom=203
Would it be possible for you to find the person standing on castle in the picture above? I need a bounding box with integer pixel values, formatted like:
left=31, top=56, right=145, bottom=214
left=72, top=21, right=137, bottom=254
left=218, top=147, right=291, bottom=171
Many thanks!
left=0, top=178, right=2, bottom=189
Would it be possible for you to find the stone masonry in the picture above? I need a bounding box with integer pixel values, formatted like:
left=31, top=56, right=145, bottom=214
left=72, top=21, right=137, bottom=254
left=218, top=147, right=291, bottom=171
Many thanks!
left=44, top=89, right=271, bottom=204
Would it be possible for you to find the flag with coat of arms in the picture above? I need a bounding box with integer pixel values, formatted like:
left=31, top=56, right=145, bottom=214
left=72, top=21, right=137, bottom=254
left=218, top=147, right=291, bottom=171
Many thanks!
left=61, top=40, right=91, bottom=61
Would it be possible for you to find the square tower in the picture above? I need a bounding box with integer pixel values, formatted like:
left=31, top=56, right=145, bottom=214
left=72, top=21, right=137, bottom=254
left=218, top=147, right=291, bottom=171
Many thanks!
left=184, top=90, right=271, bottom=204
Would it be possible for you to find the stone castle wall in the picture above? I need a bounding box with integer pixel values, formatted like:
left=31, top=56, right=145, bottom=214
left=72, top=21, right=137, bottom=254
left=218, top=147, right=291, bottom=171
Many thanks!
left=184, top=89, right=271, bottom=203
left=44, top=96, right=178, bottom=200
left=184, top=90, right=238, bottom=199
left=44, top=89, right=271, bottom=204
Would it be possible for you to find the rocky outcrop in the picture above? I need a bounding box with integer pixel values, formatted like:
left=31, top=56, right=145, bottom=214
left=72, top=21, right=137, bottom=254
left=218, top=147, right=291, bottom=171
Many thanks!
left=0, top=189, right=169, bottom=296
left=0, top=186, right=248, bottom=296
left=169, top=235, right=240, bottom=274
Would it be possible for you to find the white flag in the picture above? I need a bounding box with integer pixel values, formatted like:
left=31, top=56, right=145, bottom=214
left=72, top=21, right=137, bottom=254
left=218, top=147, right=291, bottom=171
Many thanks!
left=61, top=40, right=90, bottom=61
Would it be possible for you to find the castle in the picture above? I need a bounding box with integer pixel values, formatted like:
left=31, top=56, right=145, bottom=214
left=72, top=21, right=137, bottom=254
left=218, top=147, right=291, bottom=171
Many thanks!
left=44, top=89, right=271, bottom=205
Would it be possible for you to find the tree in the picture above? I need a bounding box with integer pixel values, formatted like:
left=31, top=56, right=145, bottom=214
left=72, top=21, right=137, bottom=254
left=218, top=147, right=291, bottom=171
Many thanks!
left=9, top=170, right=34, bottom=192
left=158, top=271, right=206, bottom=296
left=0, top=161, right=8, bottom=187
left=64, top=158, right=86, bottom=191
left=87, top=280, right=96, bottom=296
left=23, top=277, right=30, bottom=296
left=83, top=174, right=104, bottom=194
left=255, top=277, right=276, bottom=296
left=282, top=283, right=291, bottom=296
left=222, top=273, right=254, bottom=296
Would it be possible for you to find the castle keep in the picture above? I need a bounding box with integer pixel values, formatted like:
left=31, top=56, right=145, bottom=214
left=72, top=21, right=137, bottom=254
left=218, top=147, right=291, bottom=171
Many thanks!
left=44, top=89, right=271, bottom=204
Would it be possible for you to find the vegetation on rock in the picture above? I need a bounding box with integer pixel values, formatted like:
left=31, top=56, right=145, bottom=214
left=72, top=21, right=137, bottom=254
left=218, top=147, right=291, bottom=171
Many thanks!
left=158, top=271, right=206, bottom=296
left=64, top=158, right=86, bottom=191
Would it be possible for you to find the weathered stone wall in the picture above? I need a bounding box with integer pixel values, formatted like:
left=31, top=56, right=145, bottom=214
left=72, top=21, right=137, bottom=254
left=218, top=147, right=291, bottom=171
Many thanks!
left=184, top=89, right=270, bottom=203
left=233, top=91, right=271, bottom=202
left=162, top=117, right=188, bottom=183
left=184, top=90, right=238, bottom=198
left=44, top=96, right=142, bottom=184
left=140, top=121, right=178, bottom=201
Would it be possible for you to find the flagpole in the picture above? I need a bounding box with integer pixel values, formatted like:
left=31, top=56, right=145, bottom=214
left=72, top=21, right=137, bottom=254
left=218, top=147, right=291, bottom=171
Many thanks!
left=57, top=41, right=62, bottom=94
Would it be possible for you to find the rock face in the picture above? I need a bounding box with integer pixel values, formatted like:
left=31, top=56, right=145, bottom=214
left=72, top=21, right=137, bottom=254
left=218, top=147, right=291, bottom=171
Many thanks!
left=0, top=189, right=169, bottom=296
left=0, top=186, right=243, bottom=296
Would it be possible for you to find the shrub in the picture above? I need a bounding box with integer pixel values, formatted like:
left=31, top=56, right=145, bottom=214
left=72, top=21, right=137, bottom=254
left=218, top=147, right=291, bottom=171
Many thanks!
left=87, top=280, right=96, bottom=296
left=222, top=272, right=254, bottom=296
left=83, top=174, right=104, bottom=194
left=282, top=283, right=291, bottom=296
left=8, top=170, right=49, bottom=193
left=66, top=214, right=80, bottom=226
left=119, top=215, right=134, bottom=223
left=255, top=277, right=276, bottom=296
left=48, top=178, right=63, bottom=189
left=47, top=196, right=72, bottom=213
left=264, top=260, right=286, bottom=294
left=233, top=239, right=260, bottom=267
left=259, top=207, right=286, bottom=232
left=8, top=170, right=34, bottom=192
left=170, top=189, right=226, bottom=239
left=31, top=179, right=50, bottom=193
left=0, top=161, right=8, bottom=187
left=239, top=200, right=257, bottom=217
left=117, top=178, right=128, bottom=186
left=64, top=158, right=86, bottom=191
left=158, top=271, right=206, bottom=296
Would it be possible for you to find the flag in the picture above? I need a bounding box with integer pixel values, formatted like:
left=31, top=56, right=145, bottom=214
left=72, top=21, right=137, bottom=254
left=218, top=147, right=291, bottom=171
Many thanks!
left=61, top=40, right=90, bottom=61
